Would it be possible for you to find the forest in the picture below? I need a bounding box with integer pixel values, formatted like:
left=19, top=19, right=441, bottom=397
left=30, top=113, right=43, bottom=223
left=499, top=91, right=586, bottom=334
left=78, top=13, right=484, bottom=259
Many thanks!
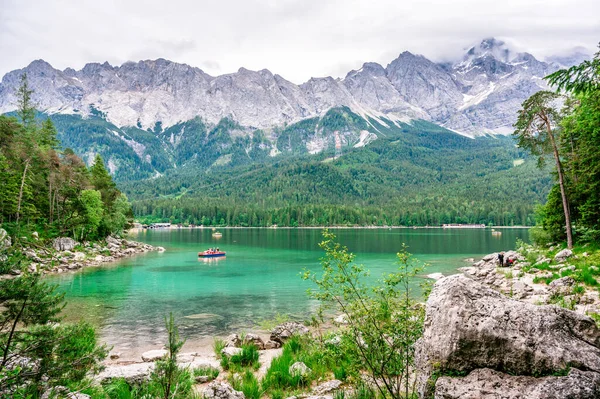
left=0, top=75, right=131, bottom=241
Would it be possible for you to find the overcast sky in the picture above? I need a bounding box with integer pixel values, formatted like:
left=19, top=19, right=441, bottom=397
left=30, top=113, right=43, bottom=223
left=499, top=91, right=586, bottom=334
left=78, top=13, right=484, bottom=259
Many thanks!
left=0, top=0, right=598, bottom=84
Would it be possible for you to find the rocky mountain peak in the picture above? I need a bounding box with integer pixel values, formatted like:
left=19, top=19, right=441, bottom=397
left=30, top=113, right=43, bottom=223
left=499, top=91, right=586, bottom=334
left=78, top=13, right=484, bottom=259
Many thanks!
left=0, top=39, right=575, bottom=137
left=463, top=37, right=513, bottom=64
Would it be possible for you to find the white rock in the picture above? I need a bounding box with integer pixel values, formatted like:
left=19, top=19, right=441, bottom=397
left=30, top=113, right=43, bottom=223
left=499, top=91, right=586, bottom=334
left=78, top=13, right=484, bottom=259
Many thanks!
left=289, top=361, right=311, bottom=377
left=554, top=249, right=573, bottom=262
left=141, top=349, right=167, bottom=362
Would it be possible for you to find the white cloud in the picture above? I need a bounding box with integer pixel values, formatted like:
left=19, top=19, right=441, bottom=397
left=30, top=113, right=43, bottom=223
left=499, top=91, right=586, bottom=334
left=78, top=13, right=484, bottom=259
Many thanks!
left=0, top=0, right=598, bottom=84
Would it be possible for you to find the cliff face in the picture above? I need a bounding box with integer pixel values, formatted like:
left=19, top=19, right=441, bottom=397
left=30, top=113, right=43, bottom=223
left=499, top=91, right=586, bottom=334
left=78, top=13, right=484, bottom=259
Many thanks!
left=0, top=38, right=575, bottom=137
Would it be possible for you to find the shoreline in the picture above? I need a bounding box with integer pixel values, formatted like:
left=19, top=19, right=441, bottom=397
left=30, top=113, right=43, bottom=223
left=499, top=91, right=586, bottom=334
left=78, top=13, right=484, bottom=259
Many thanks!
left=2, top=235, right=164, bottom=278
left=132, top=225, right=532, bottom=230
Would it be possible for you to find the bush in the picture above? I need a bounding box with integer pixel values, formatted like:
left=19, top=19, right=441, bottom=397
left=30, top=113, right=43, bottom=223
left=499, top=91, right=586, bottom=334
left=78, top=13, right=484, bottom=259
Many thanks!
left=302, top=231, right=427, bottom=399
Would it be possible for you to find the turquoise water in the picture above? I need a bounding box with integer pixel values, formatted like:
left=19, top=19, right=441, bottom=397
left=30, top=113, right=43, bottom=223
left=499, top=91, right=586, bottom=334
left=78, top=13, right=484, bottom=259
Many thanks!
left=48, top=227, right=528, bottom=348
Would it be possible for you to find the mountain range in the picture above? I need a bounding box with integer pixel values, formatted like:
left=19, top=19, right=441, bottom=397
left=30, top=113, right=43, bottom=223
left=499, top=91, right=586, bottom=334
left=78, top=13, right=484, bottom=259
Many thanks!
left=0, top=38, right=585, bottom=182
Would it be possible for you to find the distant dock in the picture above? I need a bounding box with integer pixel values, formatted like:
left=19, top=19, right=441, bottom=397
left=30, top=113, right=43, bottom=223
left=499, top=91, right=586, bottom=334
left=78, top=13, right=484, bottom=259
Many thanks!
left=442, top=224, right=486, bottom=229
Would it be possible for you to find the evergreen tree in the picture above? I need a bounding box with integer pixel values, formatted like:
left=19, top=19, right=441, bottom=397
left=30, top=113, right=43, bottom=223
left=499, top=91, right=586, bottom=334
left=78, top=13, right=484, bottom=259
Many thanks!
left=513, top=91, right=573, bottom=248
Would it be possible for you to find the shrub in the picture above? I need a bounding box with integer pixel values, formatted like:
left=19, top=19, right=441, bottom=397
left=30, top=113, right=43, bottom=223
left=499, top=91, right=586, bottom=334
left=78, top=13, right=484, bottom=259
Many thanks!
left=302, top=231, right=427, bottom=399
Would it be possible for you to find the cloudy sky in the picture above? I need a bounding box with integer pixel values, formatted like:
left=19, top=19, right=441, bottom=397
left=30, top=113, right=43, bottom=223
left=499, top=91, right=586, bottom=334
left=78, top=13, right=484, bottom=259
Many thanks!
left=0, top=0, right=598, bottom=83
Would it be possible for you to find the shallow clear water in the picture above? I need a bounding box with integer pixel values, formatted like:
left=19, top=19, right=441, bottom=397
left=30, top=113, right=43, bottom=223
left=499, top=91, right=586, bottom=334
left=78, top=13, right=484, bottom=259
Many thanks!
left=48, top=227, right=528, bottom=349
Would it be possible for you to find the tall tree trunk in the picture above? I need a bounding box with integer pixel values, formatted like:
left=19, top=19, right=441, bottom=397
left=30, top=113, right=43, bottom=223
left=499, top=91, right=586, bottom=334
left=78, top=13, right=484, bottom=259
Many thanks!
left=16, top=160, right=30, bottom=224
left=545, top=120, right=573, bottom=249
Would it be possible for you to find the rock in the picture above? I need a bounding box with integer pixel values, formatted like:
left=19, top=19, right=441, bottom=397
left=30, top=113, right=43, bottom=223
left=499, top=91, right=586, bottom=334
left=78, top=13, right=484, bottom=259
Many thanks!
left=325, top=335, right=342, bottom=346
left=222, top=347, right=243, bottom=357
left=53, top=237, right=77, bottom=251
left=109, top=352, right=121, bottom=360
left=177, top=352, right=197, bottom=363
left=289, top=361, right=311, bottom=377
left=106, top=236, right=121, bottom=246
left=414, top=275, right=600, bottom=398
left=32, top=231, right=39, bottom=240
left=560, top=265, right=576, bottom=274
left=427, top=273, right=445, bottom=280
left=225, top=334, right=242, bottom=347
left=264, top=340, right=281, bottom=349
left=312, top=380, right=342, bottom=395
left=243, top=333, right=265, bottom=350
left=157, top=246, right=166, bottom=252
left=549, top=276, right=576, bottom=296
left=141, top=349, right=167, bottom=362
left=73, top=252, right=86, bottom=261
left=0, top=228, right=11, bottom=249
left=334, top=314, right=349, bottom=324
left=434, top=368, right=600, bottom=399
left=482, top=253, right=497, bottom=261
left=195, top=375, right=210, bottom=383
left=270, top=322, right=309, bottom=344
left=97, top=363, right=153, bottom=385
left=203, top=381, right=245, bottom=399
left=24, top=249, right=42, bottom=262
left=554, top=249, right=574, bottom=263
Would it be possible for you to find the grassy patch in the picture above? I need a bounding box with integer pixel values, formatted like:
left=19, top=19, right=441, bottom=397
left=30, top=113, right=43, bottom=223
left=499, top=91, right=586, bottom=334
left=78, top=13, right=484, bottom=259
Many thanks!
left=193, top=365, right=220, bottom=381
left=213, top=337, right=226, bottom=359
left=221, top=343, right=260, bottom=371
left=230, top=370, right=263, bottom=399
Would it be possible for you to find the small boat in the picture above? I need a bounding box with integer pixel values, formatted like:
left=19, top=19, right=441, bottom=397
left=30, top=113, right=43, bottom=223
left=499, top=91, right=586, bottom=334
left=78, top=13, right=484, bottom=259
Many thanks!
left=198, top=248, right=226, bottom=258
left=212, top=231, right=223, bottom=238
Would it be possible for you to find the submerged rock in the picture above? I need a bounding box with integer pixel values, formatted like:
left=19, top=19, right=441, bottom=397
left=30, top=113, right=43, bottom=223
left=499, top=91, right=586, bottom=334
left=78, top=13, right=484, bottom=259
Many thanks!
left=415, top=275, right=600, bottom=398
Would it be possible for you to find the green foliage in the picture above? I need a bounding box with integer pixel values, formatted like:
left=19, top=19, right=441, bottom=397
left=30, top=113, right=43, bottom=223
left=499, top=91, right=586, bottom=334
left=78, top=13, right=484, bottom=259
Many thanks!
left=533, top=48, right=600, bottom=246
left=0, top=250, right=106, bottom=394
left=545, top=44, right=600, bottom=94
left=302, top=230, right=426, bottom=399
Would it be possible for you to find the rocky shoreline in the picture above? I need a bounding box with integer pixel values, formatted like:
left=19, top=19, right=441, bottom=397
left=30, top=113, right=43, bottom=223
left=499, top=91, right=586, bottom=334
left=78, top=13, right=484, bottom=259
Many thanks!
left=457, top=248, right=600, bottom=317
left=1, top=229, right=164, bottom=277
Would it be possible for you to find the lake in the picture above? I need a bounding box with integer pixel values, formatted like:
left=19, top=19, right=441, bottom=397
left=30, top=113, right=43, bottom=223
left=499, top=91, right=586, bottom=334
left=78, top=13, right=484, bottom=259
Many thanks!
left=48, top=227, right=528, bottom=351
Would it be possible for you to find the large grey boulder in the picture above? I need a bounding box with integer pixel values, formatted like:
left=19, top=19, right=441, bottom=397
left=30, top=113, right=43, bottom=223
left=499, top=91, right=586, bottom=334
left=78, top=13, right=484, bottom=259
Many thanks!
left=243, top=333, right=265, bottom=350
left=203, top=381, right=245, bottom=399
left=0, top=228, right=11, bottom=249
left=434, top=368, right=600, bottom=399
left=52, top=237, right=77, bottom=251
left=415, top=275, right=600, bottom=398
left=554, top=249, right=573, bottom=263
left=270, top=322, right=309, bottom=344
left=96, top=362, right=153, bottom=385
